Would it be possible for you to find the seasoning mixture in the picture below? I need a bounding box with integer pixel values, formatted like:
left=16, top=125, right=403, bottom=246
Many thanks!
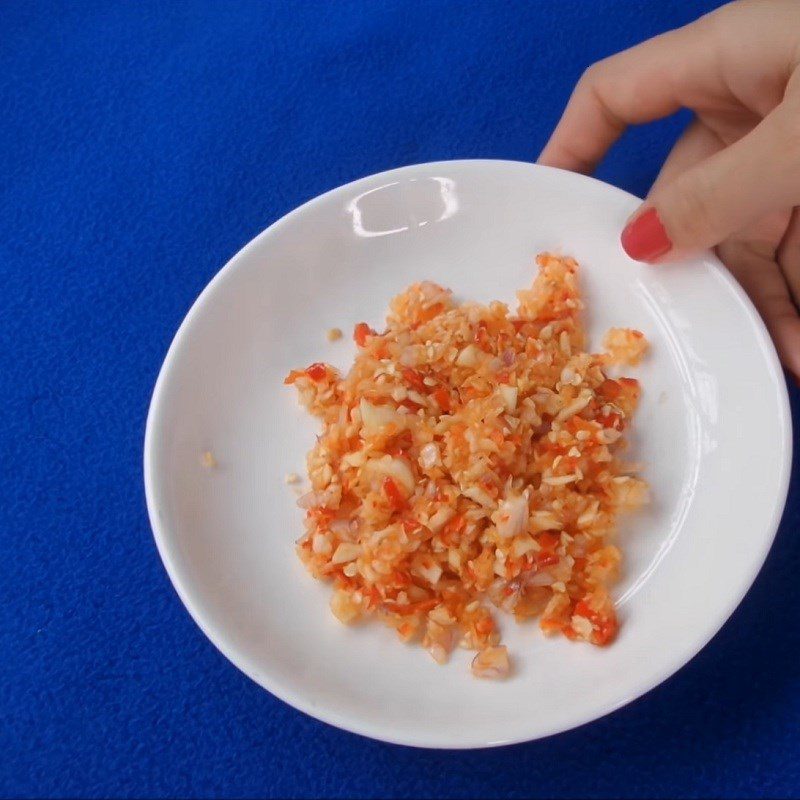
left=285, top=254, right=648, bottom=678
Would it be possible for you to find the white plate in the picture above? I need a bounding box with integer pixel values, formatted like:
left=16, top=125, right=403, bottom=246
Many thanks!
left=144, top=160, right=791, bottom=748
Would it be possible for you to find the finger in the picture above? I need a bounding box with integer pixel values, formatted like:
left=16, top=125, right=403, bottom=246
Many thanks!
left=719, top=238, right=800, bottom=379
left=777, top=207, right=800, bottom=307
left=621, top=100, right=800, bottom=263
left=648, top=119, right=723, bottom=198
left=537, top=17, right=720, bottom=172
left=538, top=0, right=800, bottom=174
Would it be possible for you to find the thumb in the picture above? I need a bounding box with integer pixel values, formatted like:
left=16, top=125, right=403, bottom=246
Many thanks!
left=620, top=105, right=800, bottom=263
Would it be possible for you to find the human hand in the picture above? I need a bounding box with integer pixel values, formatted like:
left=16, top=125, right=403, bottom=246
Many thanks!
left=538, top=0, right=800, bottom=377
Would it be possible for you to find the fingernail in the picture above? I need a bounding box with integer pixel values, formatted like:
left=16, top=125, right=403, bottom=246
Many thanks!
left=621, top=208, right=672, bottom=262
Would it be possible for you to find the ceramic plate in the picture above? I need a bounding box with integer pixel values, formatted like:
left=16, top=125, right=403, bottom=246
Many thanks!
left=144, top=160, right=791, bottom=748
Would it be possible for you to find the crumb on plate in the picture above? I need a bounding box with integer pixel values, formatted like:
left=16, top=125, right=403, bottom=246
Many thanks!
left=602, top=327, right=649, bottom=366
left=471, top=645, right=511, bottom=679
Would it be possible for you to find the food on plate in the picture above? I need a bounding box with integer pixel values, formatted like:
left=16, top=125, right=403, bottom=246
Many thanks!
left=602, top=327, right=648, bottom=366
left=285, top=253, right=648, bottom=677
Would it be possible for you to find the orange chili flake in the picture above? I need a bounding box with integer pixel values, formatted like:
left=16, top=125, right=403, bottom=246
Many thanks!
left=538, top=531, right=560, bottom=551
left=403, top=518, right=433, bottom=543
left=443, top=513, right=466, bottom=536
left=305, top=362, right=327, bottom=381
left=392, top=569, right=412, bottom=586
left=399, top=398, right=423, bottom=413
left=540, top=618, right=566, bottom=636
left=397, top=621, right=417, bottom=640
left=489, top=429, right=505, bottom=446
left=573, top=599, right=618, bottom=646
left=402, top=518, right=422, bottom=534
left=594, top=616, right=618, bottom=646
left=364, top=587, right=382, bottom=608
left=619, top=377, right=640, bottom=391
left=417, top=302, right=444, bottom=324
left=597, top=411, right=622, bottom=429
left=598, top=378, right=622, bottom=400
left=440, top=513, right=466, bottom=546
left=384, top=598, right=438, bottom=615
left=573, top=599, right=593, bottom=618
left=387, top=430, right=413, bottom=457
left=309, top=507, right=335, bottom=524
left=353, top=322, right=375, bottom=347
left=479, top=475, right=500, bottom=499
left=536, top=553, right=559, bottom=569
left=460, top=385, right=480, bottom=401
left=433, top=386, right=451, bottom=412
left=382, top=477, right=406, bottom=510
left=401, top=367, right=427, bottom=393
left=475, top=617, right=494, bottom=635
left=284, top=363, right=328, bottom=384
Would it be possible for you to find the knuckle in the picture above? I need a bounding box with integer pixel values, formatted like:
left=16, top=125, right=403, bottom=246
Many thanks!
left=663, top=174, right=719, bottom=246
left=576, top=59, right=625, bottom=132
left=772, top=105, right=800, bottom=152
left=577, top=59, right=608, bottom=92
left=701, top=0, right=746, bottom=30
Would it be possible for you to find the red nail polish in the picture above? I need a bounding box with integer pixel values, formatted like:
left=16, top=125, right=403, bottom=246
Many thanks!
left=621, top=208, right=672, bottom=262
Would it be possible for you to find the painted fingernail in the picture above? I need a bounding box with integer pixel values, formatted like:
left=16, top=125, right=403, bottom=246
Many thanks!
left=621, top=208, right=672, bottom=262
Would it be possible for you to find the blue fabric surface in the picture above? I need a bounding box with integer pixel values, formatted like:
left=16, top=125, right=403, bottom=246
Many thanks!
left=2, top=1, right=799, bottom=797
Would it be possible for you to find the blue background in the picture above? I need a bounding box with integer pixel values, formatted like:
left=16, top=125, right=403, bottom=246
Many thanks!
left=2, top=1, right=799, bottom=797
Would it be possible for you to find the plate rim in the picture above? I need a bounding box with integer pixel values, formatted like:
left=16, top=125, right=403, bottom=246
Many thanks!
left=143, top=158, right=793, bottom=749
